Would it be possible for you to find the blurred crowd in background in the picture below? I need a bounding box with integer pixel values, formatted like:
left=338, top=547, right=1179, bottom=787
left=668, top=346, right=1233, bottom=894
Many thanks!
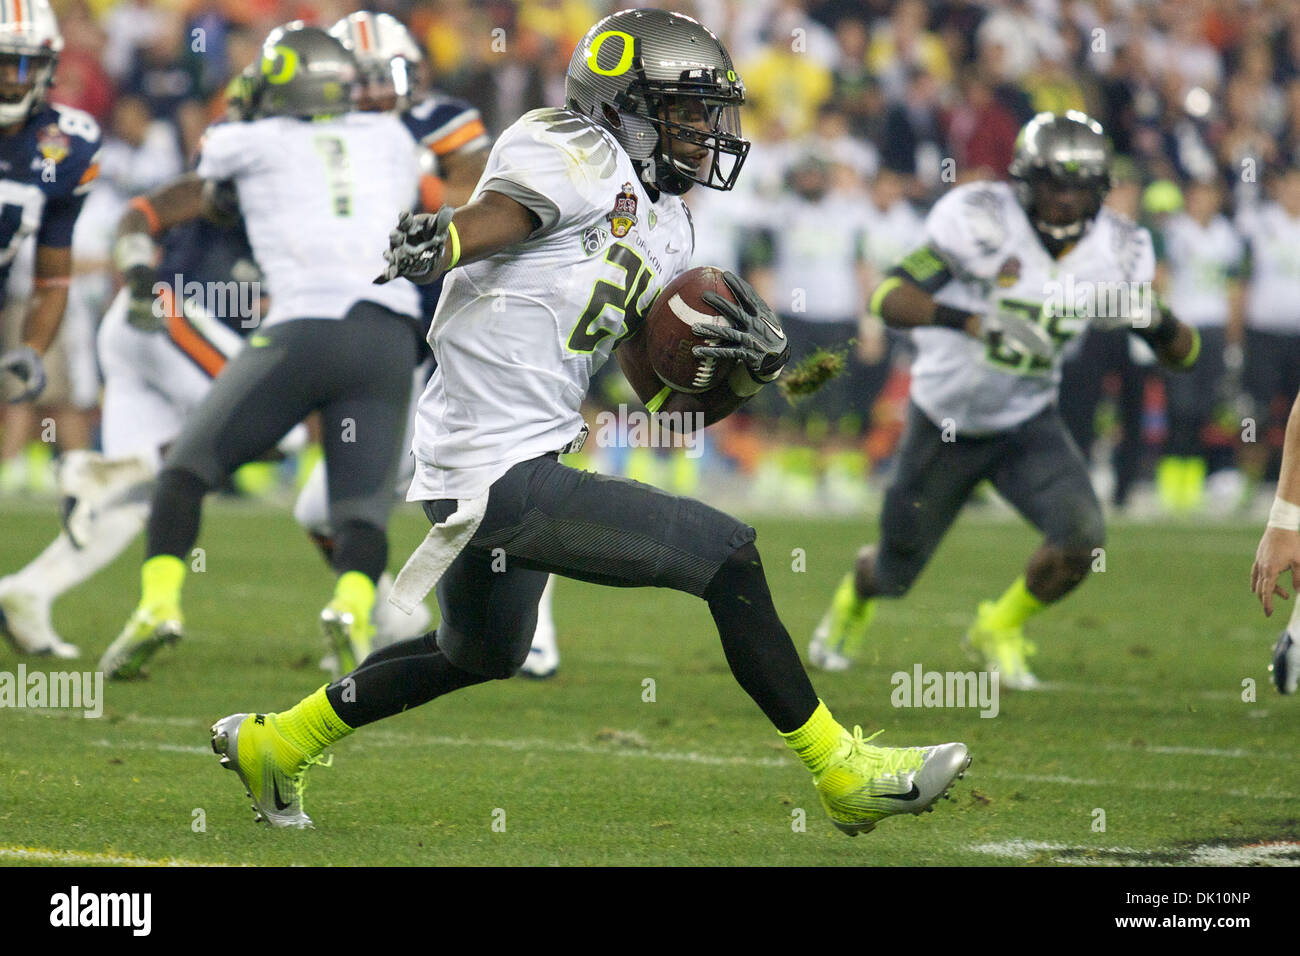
left=6, top=0, right=1300, bottom=518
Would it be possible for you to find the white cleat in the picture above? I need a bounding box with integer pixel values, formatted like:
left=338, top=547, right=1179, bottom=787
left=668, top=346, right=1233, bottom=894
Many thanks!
left=0, top=579, right=79, bottom=658
left=519, top=577, right=559, bottom=679
left=808, top=612, right=853, bottom=672
left=1272, top=630, right=1299, bottom=695
left=520, top=634, right=560, bottom=679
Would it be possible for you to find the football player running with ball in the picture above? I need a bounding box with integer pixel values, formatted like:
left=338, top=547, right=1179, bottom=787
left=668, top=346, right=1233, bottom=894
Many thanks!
left=810, top=112, right=1200, bottom=687
left=211, top=9, right=970, bottom=837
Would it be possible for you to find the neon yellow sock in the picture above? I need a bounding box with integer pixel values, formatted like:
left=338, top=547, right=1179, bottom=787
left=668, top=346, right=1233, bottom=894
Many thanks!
left=781, top=700, right=844, bottom=775
left=295, top=442, right=323, bottom=490
left=24, top=440, right=52, bottom=493
left=140, top=555, right=185, bottom=610
left=334, top=570, right=376, bottom=620
left=274, top=686, right=353, bottom=758
left=233, top=460, right=277, bottom=497
left=984, top=576, right=1046, bottom=630
left=1156, top=457, right=1182, bottom=511
left=1183, top=457, right=1206, bottom=510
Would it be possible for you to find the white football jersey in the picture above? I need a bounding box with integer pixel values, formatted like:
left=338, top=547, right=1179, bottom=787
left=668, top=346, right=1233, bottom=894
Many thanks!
left=409, top=108, right=695, bottom=501
left=862, top=197, right=925, bottom=274
left=769, top=190, right=868, bottom=322
left=196, top=113, right=421, bottom=327
left=913, top=181, right=1155, bottom=435
left=1158, top=213, right=1243, bottom=328
left=1238, top=202, right=1300, bottom=332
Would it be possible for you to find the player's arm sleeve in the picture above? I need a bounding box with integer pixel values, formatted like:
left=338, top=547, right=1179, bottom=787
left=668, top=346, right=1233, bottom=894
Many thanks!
left=882, top=188, right=978, bottom=294
left=36, top=128, right=101, bottom=248
left=885, top=244, right=953, bottom=293
left=417, top=102, right=490, bottom=159
left=476, top=120, right=611, bottom=237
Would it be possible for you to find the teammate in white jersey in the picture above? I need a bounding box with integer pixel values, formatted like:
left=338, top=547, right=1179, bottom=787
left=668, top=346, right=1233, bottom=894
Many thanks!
left=811, top=112, right=1200, bottom=688
left=100, top=24, right=425, bottom=680
left=211, top=9, right=971, bottom=837
left=1153, top=178, right=1245, bottom=512
left=1238, top=166, right=1300, bottom=492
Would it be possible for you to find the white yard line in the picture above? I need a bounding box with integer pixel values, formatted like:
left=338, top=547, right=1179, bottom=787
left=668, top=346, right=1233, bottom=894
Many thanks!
left=969, top=838, right=1300, bottom=867
left=0, top=845, right=238, bottom=867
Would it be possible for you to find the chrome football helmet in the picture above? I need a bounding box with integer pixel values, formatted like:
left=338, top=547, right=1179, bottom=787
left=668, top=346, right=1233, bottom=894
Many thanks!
left=565, top=8, right=749, bottom=196
left=1009, top=111, right=1112, bottom=243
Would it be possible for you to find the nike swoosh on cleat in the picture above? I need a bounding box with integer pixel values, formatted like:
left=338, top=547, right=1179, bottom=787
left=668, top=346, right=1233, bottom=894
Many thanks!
left=272, top=778, right=291, bottom=811
left=880, top=784, right=921, bottom=801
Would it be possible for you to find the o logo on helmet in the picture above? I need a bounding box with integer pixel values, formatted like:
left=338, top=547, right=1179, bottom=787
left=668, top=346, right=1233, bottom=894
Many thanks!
left=586, top=30, right=636, bottom=77
left=262, top=45, right=299, bottom=86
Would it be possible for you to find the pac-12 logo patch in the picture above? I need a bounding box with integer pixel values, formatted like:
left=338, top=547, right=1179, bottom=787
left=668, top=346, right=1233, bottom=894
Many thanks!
left=581, top=226, right=605, bottom=255
left=37, top=124, right=69, bottom=164
left=996, top=255, right=1021, bottom=288
left=607, top=182, right=638, bottom=238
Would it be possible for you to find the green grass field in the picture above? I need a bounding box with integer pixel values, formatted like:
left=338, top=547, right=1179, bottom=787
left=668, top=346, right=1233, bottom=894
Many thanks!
left=1, top=498, right=1297, bottom=866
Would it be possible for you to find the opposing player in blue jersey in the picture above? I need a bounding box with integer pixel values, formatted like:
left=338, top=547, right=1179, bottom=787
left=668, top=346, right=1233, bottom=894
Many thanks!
left=0, top=0, right=100, bottom=407
left=0, top=0, right=103, bottom=655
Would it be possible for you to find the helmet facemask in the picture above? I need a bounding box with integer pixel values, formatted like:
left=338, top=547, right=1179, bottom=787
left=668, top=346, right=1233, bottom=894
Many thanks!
left=619, top=72, right=749, bottom=195
left=356, top=56, right=414, bottom=113
left=0, top=50, right=55, bottom=127
left=1017, top=165, right=1110, bottom=242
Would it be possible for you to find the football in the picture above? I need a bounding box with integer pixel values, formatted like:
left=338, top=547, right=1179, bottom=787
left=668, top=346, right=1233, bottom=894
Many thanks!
left=645, top=266, right=739, bottom=394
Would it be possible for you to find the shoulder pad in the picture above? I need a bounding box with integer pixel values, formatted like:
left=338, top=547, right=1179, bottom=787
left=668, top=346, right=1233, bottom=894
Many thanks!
left=522, top=108, right=620, bottom=180
left=957, top=184, right=1011, bottom=256
left=49, top=104, right=102, bottom=147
